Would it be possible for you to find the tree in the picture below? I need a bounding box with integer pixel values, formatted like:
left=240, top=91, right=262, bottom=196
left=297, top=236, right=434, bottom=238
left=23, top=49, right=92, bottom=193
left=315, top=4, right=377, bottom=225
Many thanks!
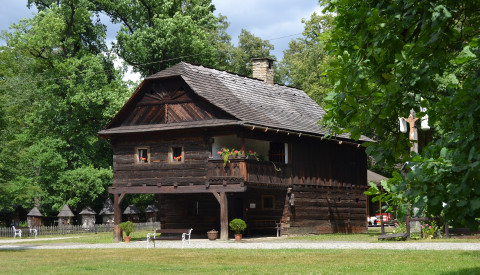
left=0, top=0, right=129, bottom=214
left=278, top=13, right=334, bottom=104
left=94, top=0, right=220, bottom=76
left=321, top=0, right=480, bottom=229
left=228, top=29, right=275, bottom=77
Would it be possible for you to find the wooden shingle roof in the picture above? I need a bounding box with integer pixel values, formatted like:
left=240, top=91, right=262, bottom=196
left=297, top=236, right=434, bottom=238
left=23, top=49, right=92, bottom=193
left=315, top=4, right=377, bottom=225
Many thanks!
left=99, top=198, right=114, bottom=215
left=123, top=205, right=140, bottom=215
left=99, top=62, right=372, bottom=142
left=79, top=206, right=96, bottom=215
left=27, top=206, right=43, bottom=217
left=57, top=204, right=74, bottom=217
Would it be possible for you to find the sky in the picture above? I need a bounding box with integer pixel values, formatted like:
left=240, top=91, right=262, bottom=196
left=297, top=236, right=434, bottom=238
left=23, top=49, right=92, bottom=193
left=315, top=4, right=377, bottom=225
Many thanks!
left=0, top=0, right=321, bottom=80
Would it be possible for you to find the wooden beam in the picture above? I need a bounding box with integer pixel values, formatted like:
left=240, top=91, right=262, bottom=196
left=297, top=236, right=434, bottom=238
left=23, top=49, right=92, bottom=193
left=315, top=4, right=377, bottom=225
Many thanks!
left=113, top=193, right=124, bottom=242
left=220, top=192, right=228, bottom=240
left=210, top=190, right=228, bottom=240
left=109, top=185, right=246, bottom=194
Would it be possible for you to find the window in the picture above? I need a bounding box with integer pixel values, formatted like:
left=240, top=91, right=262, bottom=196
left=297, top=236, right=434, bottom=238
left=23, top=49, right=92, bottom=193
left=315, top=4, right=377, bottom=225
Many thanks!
left=170, top=146, right=184, bottom=163
left=269, top=142, right=285, bottom=163
left=262, top=195, right=275, bottom=210
left=135, top=147, right=150, bottom=164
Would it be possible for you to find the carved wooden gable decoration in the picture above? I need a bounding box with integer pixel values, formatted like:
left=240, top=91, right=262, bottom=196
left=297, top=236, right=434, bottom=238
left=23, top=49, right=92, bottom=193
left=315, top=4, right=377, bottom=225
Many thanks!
left=117, top=77, right=233, bottom=127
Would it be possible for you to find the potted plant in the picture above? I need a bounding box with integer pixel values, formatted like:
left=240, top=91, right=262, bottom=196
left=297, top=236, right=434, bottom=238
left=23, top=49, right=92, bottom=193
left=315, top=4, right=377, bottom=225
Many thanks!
left=218, top=148, right=243, bottom=167
left=207, top=229, right=218, bottom=240
left=119, top=221, right=135, bottom=242
left=229, top=218, right=247, bottom=241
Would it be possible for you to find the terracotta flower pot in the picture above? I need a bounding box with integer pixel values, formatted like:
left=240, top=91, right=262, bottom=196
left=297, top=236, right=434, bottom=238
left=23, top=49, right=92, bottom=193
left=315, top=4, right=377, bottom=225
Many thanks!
left=124, top=236, right=131, bottom=243
left=234, top=234, right=242, bottom=241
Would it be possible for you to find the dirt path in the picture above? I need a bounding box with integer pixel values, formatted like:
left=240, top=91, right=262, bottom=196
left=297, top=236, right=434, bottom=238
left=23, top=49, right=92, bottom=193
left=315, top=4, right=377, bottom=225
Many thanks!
left=1, top=238, right=479, bottom=250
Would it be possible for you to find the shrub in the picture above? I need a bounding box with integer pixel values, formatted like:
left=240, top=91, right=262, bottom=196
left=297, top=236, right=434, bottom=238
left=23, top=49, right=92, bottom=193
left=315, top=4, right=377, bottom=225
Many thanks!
left=229, top=218, right=247, bottom=234
left=119, top=221, right=135, bottom=236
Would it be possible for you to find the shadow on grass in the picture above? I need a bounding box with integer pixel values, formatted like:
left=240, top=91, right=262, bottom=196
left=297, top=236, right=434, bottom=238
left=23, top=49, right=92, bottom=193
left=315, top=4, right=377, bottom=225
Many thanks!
left=440, top=267, right=480, bottom=274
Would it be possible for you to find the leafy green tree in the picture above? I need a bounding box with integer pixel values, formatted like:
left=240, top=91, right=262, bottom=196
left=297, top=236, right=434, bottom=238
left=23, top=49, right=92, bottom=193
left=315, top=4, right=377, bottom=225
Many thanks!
left=321, top=0, right=480, bottom=229
left=94, top=0, right=220, bottom=76
left=208, top=14, right=235, bottom=72
left=228, top=29, right=275, bottom=77
left=278, top=13, right=334, bottom=104
left=0, top=0, right=129, bottom=214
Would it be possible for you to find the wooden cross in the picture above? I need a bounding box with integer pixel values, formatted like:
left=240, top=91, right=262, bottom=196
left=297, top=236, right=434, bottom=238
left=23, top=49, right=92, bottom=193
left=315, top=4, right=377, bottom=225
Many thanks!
left=402, top=110, right=419, bottom=153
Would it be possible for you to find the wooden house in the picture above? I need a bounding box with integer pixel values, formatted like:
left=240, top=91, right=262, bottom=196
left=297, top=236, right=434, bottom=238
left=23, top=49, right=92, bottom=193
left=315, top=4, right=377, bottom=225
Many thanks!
left=27, top=206, right=43, bottom=227
left=99, top=198, right=114, bottom=224
left=79, top=206, right=96, bottom=229
left=99, top=59, right=372, bottom=241
left=57, top=204, right=74, bottom=226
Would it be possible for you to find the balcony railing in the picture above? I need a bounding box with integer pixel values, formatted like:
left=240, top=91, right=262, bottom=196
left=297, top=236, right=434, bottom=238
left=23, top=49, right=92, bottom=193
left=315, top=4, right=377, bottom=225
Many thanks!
left=207, top=158, right=291, bottom=187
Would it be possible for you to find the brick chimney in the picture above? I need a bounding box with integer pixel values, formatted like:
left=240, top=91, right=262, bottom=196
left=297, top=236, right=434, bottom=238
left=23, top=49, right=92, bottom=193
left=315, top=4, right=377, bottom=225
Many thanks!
left=251, top=58, right=274, bottom=85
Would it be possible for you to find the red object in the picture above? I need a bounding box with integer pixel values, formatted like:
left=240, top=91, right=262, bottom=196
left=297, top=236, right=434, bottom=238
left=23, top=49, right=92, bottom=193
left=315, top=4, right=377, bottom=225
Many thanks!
left=375, top=213, right=391, bottom=224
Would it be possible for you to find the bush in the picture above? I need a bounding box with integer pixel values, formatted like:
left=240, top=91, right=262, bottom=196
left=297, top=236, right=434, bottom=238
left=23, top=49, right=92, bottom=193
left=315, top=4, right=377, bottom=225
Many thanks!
left=119, top=221, right=135, bottom=236
left=229, top=218, right=247, bottom=234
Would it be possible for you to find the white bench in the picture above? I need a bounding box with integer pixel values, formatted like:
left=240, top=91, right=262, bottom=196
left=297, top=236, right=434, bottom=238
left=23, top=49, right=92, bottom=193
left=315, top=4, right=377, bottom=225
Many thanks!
left=12, top=226, right=21, bottom=238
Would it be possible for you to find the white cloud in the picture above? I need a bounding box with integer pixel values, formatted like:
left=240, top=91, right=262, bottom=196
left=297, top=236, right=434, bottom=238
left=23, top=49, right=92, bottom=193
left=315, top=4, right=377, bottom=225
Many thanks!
left=111, top=53, right=142, bottom=83
left=212, top=0, right=321, bottom=60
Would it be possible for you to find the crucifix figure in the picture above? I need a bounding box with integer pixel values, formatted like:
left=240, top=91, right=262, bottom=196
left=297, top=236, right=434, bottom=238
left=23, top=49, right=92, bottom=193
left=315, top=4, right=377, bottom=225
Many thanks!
left=401, top=109, right=419, bottom=154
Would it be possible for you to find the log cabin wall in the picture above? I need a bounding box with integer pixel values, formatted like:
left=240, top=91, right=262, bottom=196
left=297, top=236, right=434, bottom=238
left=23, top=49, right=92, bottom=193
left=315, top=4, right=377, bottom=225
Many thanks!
left=287, top=137, right=368, bottom=234
left=289, top=186, right=367, bottom=234
left=112, top=133, right=210, bottom=187
left=158, top=193, right=220, bottom=234
left=243, top=189, right=286, bottom=235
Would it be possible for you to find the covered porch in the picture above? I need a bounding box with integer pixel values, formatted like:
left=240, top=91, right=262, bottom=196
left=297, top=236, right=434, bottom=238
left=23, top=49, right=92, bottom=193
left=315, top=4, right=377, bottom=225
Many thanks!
left=109, top=184, right=246, bottom=242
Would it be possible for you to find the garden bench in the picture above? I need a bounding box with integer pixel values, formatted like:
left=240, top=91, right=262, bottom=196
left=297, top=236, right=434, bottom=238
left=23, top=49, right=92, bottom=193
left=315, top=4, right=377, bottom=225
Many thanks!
left=12, top=226, right=21, bottom=238
left=147, top=228, right=193, bottom=248
left=378, top=233, right=408, bottom=240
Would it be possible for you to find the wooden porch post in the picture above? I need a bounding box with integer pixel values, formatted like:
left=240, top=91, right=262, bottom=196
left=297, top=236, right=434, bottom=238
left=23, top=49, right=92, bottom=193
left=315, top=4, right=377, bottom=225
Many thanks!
left=212, top=191, right=229, bottom=240
left=113, top=193, right=125, bottom=242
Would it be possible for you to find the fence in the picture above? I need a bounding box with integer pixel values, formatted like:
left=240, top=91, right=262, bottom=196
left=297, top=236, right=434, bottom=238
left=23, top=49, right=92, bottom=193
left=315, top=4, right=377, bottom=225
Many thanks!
left=0, top=222, right=161, bottom=238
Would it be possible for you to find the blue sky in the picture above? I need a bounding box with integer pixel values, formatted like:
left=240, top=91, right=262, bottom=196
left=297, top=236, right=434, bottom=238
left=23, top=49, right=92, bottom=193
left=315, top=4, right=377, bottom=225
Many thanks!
left=0, top=0, right=321, bottom=60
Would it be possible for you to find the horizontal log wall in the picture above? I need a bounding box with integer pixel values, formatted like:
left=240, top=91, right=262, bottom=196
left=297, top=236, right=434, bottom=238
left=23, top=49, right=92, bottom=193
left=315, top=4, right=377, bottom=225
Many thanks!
left=290, top=139, right=367, bottom=188
left=113, top=135, right=209, bottom=187
left=158, top=194, right=220, bottom=235
left=288, top=186, right=368, bottom=234
left=243, top=189, right=286, bottom=235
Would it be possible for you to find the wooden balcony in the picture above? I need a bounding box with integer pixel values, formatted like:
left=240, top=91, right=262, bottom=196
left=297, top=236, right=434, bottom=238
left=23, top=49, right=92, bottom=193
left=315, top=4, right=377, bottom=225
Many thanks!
left=207, top=158, right=291, bottom=188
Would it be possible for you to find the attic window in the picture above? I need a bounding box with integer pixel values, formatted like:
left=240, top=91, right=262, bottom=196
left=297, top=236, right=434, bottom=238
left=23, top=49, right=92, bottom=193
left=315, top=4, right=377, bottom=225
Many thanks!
left=135, top=147, right=150, bottom=164
left=170, top=147, right=184, bottom=163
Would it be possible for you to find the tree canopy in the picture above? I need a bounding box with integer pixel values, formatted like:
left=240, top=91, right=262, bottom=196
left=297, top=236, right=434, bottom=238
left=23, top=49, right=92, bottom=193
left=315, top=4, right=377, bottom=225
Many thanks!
left=278, top=13, right=334, bottom=104
left=0, top=0, right=130, bottom=214
left=321, top=0, right=480, bottom=229
left=0, top=0, right=279, bottom=217
left=94, top=0, right=220, bottom=76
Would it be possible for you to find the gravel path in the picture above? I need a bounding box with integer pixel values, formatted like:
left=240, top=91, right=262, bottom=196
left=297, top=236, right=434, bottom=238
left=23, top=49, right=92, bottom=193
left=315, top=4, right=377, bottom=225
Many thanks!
left=1, top=237, right=479, bottom=251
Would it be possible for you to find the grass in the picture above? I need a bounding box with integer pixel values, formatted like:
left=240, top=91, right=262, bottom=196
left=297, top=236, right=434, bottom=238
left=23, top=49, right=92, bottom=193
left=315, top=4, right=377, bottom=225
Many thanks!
left=0, top=248, right=479, bottom=274
left=0, top=230, right=152, bottom=244
left=288, top=227, right=480, bottom=243
left=2, top=227, right=479, bottom=244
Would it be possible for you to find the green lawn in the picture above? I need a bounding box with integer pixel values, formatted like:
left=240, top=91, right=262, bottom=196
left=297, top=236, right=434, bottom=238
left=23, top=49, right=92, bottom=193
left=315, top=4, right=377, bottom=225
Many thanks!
left=0, top=248, right=479, bottom=274
left=1, top=227, right=479, bottom=244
